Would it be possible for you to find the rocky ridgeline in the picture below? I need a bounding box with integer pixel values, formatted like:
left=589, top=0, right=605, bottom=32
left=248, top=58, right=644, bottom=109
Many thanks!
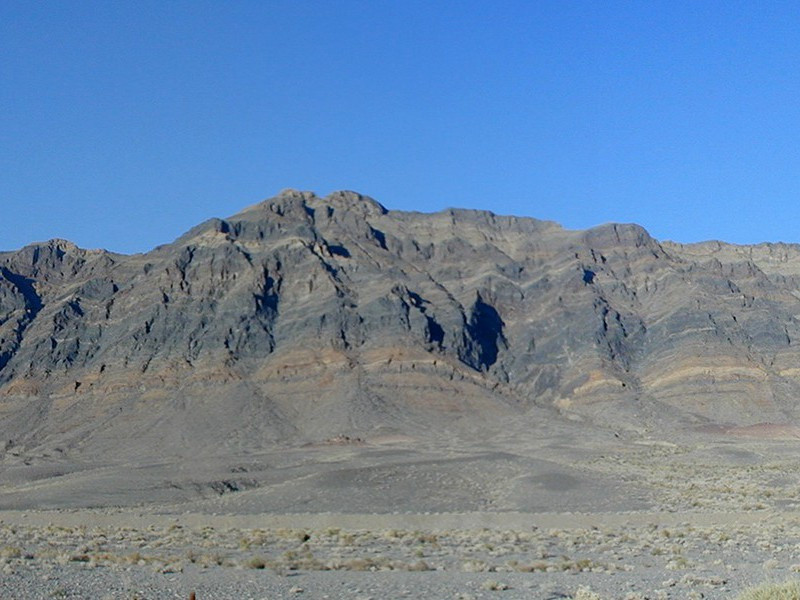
left=2, top=189, right=800, bottom=460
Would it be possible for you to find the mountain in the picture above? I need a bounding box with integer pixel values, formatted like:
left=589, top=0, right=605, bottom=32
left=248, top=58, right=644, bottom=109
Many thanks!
left=2, top=189, right=800, bottom=472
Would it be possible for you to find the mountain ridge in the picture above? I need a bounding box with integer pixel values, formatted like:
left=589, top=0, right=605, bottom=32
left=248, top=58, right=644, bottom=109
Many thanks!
left=2, top=189, right=800, bottom=469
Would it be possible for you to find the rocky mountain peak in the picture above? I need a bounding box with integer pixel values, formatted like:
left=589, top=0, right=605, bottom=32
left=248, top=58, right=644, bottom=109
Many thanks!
left=313, top=190, right=388, bottom=218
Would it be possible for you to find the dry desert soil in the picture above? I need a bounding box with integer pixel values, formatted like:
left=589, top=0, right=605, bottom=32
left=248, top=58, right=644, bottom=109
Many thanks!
left=2, top=430, right=800, bottom=599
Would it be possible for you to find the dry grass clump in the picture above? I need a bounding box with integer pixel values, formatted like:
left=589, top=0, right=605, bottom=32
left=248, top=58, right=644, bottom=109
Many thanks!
left=480, top=579, right=510, bottom=591
left=0, top=546, right=22, bottom=559
left=246, top=556, right=268, bottom=570
left=573, top=587, right=604, bottom=600
left=736, top=580, right=800, bottom=600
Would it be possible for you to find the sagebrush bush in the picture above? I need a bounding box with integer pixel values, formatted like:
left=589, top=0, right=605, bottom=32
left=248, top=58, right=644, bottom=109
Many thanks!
left=737, top=580, right=800, bottom=600
left=573, top=586, right=603, bottom=600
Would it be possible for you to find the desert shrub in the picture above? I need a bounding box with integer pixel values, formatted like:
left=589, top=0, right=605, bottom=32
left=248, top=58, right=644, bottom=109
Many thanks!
left=737, top=580, right=800, bottom=600
left=574, top=587, right=603, bottom=600
left=0, top=546, right=22, bottom=559
left=405, top=559, right=431, bottom=571
left=481, top=579, right=510, bottom=591
left=246, top=556, right=267, bottom=569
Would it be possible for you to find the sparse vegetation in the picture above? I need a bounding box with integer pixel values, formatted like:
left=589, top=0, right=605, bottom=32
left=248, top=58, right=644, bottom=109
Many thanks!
left=573, top=587, right=604, bottom=600
left=246, top=556, right=268, bottom=569
left=1, top=512, right=800, bottom=597
left=736, top=580, right=800, bottom=600
left=481, top=579, right=510, bottom=591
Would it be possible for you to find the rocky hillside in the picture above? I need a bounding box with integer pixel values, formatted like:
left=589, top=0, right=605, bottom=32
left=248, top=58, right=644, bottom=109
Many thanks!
left=3, top=189, right=800, bottom=460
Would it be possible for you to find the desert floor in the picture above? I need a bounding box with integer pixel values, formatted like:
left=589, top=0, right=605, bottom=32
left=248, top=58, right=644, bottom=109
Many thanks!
left=1, top=429, right=799, bottom=598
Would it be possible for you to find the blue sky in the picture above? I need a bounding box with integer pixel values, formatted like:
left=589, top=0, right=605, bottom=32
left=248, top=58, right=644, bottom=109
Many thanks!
left=2, top=1, right=800, bottom=253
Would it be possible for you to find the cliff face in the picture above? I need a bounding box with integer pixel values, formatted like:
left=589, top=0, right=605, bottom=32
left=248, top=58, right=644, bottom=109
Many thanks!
left=3, top=189, right=800, bottom=460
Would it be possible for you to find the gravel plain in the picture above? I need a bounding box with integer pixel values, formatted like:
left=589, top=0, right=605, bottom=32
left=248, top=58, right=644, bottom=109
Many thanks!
left=2, top=433, right=800, bottom=598
left=0, top=507, right=798, bottom=599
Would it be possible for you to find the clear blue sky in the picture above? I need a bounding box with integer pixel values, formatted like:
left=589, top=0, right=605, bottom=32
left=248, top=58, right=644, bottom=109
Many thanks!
left=3, top=1, right=800, bottom=253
